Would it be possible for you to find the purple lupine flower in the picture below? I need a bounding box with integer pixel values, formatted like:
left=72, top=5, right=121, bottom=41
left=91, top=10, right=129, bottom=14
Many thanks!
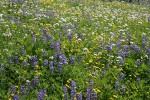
left=77, top=92, right=82, bottom=100
left=116, top=41, right=122, bottom=48
left=49, top=61, right=55, bottom=73
left=102, top=69, right=106, bottom=75
left=12, top=0, right=17, bottom=3
left=8, top=56, right=12, bottom=65
left=31, top=33, right=36, bottom=43
left=0, top=63, right=4, bottom=68
left=0, top=63, right=4, bottom=72
left=14, top=55, right=19, bottom=64
left=33, top=1, right=38, bottom=8
left=33, top=61, right=37, bottom=67
left=148, top=16, right=150, bottom=23
left=61, top=56, right=68, bottom=65
left=131, top=44, right=140, bottom=52
left=71, top=81, right=76, bottom=100
left=120, top=85, right=126, bottom=92
left=78, top=55, right=82, bottom=63
left=146, top=48, right=150, bottom=54
left=23, top=60, right=28, bottom=67
left=42, top=89, right=46, bottom=95
left=107, top=44, right=112, bottom=53
left=20, top=46, right=25, bottom=55
left=118, top=50, right=126, bottom=59
left=26, top=80, right=30, bottom=89
left=117, top=57, right=124, bottom=66
left=124, top=45, right=129, bottom=51
left=114, top=81, right=120, bottom=89
left=136, top=59, right=141, bottom=67
left=41, top=36, right=47, bottom=44
left=119, top=72, right=124, bottom=80
left=86, top=89, right=90, bottom=100
left=67, top=32, right=72, bottom=41
left=124, top=51, right=130, bottom=57
left=12, top=94, right=20, bottom=100
left=71, top=56, right=75, bottom=66
left=19, top=0, right=24, bottom=4
left=29, top=55, right=37, bottom=66
left=42, top=50, right=47, bottom=58
left=50, top=41, right=55, bottom=50
left=90, top=81, right=94, bottom=89
left=37, top=89, right=46, bottom=100
left=0, top=63, right=4, bottom=67
left=34, top=76, right=39, bottom=86
left=44, top=59, right=48, bottom=67
left=101, top=41, right=105, bottom=49
left=22, top=7, right=26, bottom=16
left=118, top=50, right=130, bottom=58
left=20, top=86, right=26, bottom=95
left=55, top=40, right=61, bottom=52
left=90, top=90, right=97, bottom=100
left=142, top=37, right=146, bottom=47
left=136, top=78, right=140, bottom=83
left=58, top=64, right=63, bottom=72
left=63, top=86, right=68, bottom=100
left=10, top=85, right=16, bottom=94
left=127, top=34, right=132, bottom=41
left=42, top=28, right=47, bottom=34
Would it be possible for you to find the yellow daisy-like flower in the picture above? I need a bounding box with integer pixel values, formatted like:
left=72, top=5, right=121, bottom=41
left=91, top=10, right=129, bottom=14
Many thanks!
left=112, top=95, right=118, bottom=98
left=19, top=57, right=23, bottom=61
left=89, top=59, right=93, bottom=63
left=8, top=98, right=12, bottom=100
left=65, top=84, right=70, bottom=88
left=11, top=94, right=15, bottom=96
left=93, top=88, right=101, bottom=93
left=15, top=86, right=18, bottom=88
left=67, top=78, right=72, bottom=83
left=118, top=68, right=123, bottom=71
left=113, top=66, right=117, bottom=69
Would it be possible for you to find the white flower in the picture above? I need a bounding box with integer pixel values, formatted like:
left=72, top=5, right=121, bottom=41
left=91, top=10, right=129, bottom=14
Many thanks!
left=2, top=33, right=12, bottom=37
left=0, top=14, right=3, bottom=18
left=49, top=56, right=54, bottom=60
left=26, top=80, right=30, bottom=83
left=83, top=48, right=88, bottom=51
left=77, top=38, right=82, bottom=41
left=98, top=52, right=102, bottom=55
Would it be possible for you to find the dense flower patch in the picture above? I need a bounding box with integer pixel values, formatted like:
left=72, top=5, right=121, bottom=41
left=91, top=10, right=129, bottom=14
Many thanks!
left=0, top=0, right=150, bottom=99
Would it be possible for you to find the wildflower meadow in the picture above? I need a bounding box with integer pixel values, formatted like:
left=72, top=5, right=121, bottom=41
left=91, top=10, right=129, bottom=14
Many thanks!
left=0, top=0, right=150, bottom=100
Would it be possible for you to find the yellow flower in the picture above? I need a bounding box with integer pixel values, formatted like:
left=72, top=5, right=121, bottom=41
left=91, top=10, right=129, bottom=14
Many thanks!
left=11, top=94, right=15, bottom=96
left=93, top=88, right=101, bottom=93
left=67, top=78, right=72, bottom=83
left=118, top=68, right=123, bottom=71
left=93, top=66, right=99, bottom=69
left=113, top=66, right=117, bottom=69
left=114, top=77, right=117, bottom=80
left=35, top=33, right=40, bottom=36
left=15, top=86, right=18, bottom=88
left=112, top=95, right=118, bottom=98
left=65, top=84, right=70, bottom=88
left=89, top=59, right=93, bottom=63
left=19, top=57, right=23, bottom=61
left=8, top=98, right=12, bottom=100
left=88, top=73, right=93, bottom=77
left=62, top=94, right=64, bottom=97
left=35, top=65, right=39, bottom=68
left=37, top=72, right=42, bottom=75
